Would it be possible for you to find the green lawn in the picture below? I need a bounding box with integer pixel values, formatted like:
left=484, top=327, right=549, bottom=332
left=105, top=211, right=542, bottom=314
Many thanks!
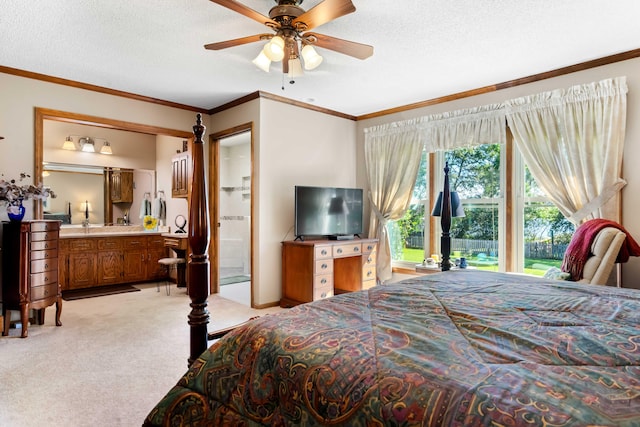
left=402, top=248, right=562, bottom=276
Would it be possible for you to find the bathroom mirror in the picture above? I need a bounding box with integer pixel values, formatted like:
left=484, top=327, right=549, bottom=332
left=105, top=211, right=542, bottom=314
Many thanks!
left=42, top=163, right=107, bottom=225
left=35, top=107, right=193, bottom=226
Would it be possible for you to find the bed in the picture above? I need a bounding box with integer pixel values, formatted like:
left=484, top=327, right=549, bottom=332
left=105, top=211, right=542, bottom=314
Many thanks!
left=143, top=115, right=640, bottom=425
left=144, top=270, right=640, bottom=425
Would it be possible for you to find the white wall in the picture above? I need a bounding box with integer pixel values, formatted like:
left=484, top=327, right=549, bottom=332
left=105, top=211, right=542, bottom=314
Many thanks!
left=210, top=97, right=357, bottom=306
left=356, top=57, right=640, bottom=289
left=156, top=135, right=189, bottom=229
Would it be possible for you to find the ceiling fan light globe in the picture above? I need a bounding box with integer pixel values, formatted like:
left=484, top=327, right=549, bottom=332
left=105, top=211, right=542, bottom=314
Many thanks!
left=288, top=58, right=304, bottom=78
left=264, top=36, right=285, bottom=61
left=252, top=51, right=272, bottom=72
left=301, top=45, right=323, bottom=70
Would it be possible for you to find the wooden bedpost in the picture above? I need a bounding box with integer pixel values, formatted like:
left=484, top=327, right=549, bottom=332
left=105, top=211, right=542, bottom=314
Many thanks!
left=440, top=162, right=453, bottom=271
left=188, top=113, right=210, bottom=366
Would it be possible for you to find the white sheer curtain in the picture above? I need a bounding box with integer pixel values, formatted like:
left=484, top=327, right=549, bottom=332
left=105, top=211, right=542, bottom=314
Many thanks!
left=422, top=103, right=507, bottom=152
left=506, top=77, right=628, bottom=224
left=364, top=121, right=424, bottom=282
left=363, top=104, right=505, bottom=282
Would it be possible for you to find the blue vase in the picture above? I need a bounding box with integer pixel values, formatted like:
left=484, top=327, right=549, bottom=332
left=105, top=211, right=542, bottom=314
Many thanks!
left=7, top=202, right=25, bottom=222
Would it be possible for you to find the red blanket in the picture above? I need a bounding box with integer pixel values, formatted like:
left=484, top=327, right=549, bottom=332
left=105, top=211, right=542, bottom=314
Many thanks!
left=561, top=219, right=640, bottom=281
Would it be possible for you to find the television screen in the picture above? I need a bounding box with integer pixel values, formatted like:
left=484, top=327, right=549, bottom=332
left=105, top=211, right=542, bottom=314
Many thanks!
left=294, top=186, right=363, bottom=239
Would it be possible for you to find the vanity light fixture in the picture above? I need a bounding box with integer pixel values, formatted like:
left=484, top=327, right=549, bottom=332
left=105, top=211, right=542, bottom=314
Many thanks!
left=79, top=137, right=95, bottom=153
left=62, top=136, right=76, bottom=150
left=99, top=140, right=113, bottom=155
left=64, top=135, right=113, bottom=154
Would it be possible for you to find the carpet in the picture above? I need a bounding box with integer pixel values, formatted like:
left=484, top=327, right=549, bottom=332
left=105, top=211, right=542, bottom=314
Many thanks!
left=220, top=275, right=251, bottom=286
left=62, top=284, right=141, bottom=301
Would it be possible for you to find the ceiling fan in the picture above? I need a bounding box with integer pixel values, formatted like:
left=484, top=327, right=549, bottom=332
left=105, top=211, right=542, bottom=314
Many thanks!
left=205, top=0, right=373, bottom=78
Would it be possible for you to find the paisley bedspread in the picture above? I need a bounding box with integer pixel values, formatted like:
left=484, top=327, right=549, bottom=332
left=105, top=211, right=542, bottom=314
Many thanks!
left=144, top=270, right=640, bottom=426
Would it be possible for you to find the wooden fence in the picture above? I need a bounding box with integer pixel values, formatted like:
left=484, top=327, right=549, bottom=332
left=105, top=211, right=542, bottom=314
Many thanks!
left=406, top=235, right=568, bottom=260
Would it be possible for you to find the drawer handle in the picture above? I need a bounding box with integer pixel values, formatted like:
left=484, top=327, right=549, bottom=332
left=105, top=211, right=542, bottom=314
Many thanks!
left=320, top=292, right=327, bottom=298
left=321, top=263, right=328, bottom=270
left=321, top=249, right=327, bottom=256
left=44, top=263, right=49, bottom=269
left=367, top=245, right=374, bottom=251
left=367, top=271, right=373, bottom=277
left=44, top=289, right=49, bottom=296
left=353, top=247, right=359, bottom=252
left=368, top=257, right=372, bottom=263
left=44, top=276, right=49, bottom=282
left=321, top=278, right=327, bottom=284
left=337, top=248, right=343, bottom=254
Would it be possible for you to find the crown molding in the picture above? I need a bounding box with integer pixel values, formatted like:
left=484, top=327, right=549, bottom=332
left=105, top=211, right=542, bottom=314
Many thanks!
left=3, top=47, right=639, bottom=122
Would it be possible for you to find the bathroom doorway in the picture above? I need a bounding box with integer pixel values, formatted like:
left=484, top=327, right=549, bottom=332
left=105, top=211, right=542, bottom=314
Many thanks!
left=210, top=125, right=253, bottom=307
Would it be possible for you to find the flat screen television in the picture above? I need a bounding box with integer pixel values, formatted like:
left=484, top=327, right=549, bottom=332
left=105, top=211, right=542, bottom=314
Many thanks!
left=294, top=185, right=363, bottom=240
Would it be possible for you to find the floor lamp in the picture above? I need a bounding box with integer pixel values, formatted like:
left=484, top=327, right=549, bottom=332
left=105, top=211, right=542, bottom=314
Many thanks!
left=431, top=162, right=465, bottom=271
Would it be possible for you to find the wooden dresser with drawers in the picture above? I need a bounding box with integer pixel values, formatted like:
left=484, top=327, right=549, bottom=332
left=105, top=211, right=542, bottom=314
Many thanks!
left=2, top=220, right=62, bottom=338
left=280, top=238, right=378, bottom=307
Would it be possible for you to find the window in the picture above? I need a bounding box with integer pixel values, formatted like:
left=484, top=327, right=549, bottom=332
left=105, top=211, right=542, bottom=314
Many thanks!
left=521, top=164, right=575, bottom=276
left=388, top=138, right=573, bottom=275
left=444, top=144, right=503, bottom=271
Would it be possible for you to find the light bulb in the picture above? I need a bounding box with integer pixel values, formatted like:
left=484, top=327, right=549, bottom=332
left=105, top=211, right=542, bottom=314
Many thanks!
left=301, top=45, right=323, bottom=70
left=252, top=51, right=271, bottom=73
left=263, top=36, right=284, bottom=62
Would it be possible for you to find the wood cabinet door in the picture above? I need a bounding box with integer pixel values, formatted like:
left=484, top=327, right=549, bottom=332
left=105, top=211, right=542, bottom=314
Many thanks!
left=171, top=152, right=190, bottom=198
left=123, top=249, right=146, bottom=282
left=58, top=240, right=69, bottom=291
left=110, top=170, right=134, bottom=203
left=97, top=250, right=123, bottom=285
left=68, top=253, right=97, bottom=290
left=146, top=237, right=168, bottom=280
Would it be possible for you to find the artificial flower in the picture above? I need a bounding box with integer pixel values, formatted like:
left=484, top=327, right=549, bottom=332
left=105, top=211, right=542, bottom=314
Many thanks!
left=0, top=172, right=56, bottom=206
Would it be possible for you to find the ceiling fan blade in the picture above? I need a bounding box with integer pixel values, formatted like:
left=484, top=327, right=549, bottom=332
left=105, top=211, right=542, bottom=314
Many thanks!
left=204, top=34, right=272, bottom=50
left=292, top=0, right=356, bottom=31
left=305, top=32, right=373, bottom=60
left=209, top=0, right=278, bottom=27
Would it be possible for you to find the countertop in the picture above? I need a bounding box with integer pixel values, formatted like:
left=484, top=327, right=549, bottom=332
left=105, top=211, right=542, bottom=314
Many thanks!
left=59, top=225, right=171, bottom=238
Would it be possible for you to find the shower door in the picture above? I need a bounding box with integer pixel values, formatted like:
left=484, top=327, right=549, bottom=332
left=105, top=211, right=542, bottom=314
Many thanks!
left=215, top=130, right=252, bottom=306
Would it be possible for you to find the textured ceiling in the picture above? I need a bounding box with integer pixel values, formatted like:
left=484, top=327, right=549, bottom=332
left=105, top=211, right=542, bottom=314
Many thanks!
left=2, top=0, right=640, bottom=116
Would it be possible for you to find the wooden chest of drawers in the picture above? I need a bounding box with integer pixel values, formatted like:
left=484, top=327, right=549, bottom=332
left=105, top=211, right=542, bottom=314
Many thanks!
left=280, top=238, right=378, bottom=307
left=2, top=220, right=62, bottom=338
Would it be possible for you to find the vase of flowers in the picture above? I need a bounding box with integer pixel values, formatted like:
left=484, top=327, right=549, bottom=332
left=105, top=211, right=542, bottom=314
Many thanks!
left=7, top=200, right=26, bottom=221
left=0, top=172, right=56, bottom=222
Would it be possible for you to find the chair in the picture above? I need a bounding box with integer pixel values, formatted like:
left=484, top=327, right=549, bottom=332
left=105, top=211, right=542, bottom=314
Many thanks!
left=157, top=257, right=186, bottom=295
left=572, top=227, right=626, bottom=285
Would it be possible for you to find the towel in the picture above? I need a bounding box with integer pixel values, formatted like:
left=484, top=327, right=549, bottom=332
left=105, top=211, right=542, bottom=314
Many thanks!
left=561, top=218, right=640, bottom=280
left=152, top=197, right=166, bottom=221
left=139, top=198, right=152, bottom=219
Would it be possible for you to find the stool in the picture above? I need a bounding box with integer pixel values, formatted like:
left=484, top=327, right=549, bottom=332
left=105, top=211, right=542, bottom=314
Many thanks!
left=157, top=257, right=186, bottom=295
